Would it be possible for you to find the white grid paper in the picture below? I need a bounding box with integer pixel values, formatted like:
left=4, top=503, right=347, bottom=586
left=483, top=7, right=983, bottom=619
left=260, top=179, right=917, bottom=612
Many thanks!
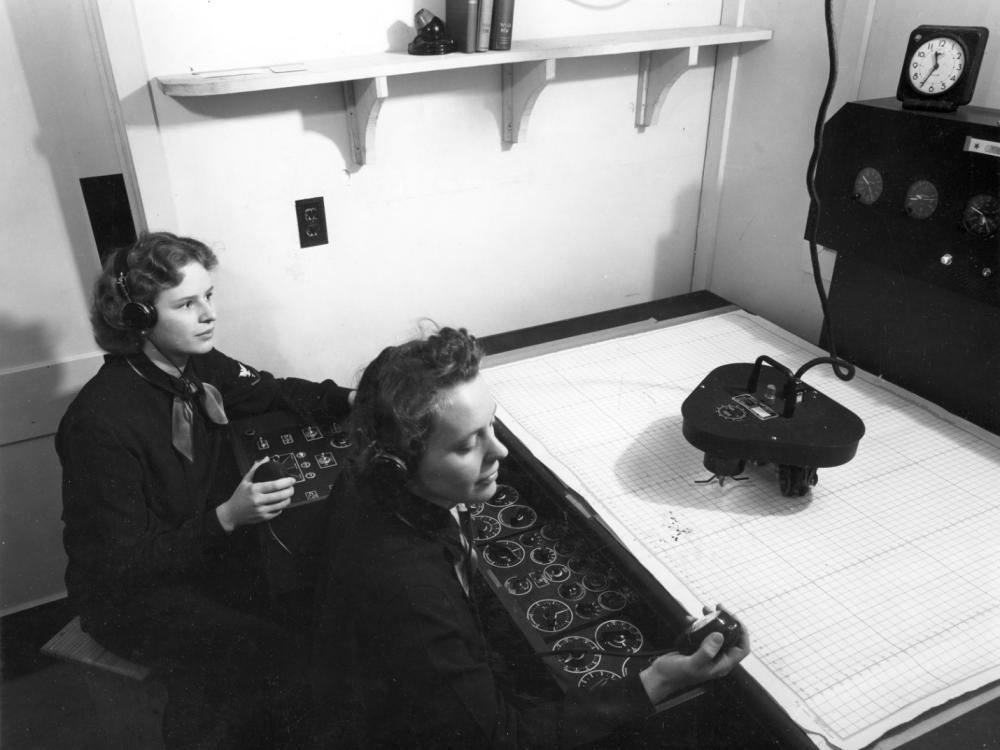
left=484, top=310, right=1000, bottom=750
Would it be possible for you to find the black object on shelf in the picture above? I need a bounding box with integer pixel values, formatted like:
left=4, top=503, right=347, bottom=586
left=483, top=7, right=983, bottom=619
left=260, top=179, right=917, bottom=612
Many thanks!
left=408, top=8, right=456, bottom=55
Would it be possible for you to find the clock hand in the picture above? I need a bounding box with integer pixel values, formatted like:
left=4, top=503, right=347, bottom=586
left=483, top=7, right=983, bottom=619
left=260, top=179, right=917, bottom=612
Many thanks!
left=920, top=51, right=941, bottom=85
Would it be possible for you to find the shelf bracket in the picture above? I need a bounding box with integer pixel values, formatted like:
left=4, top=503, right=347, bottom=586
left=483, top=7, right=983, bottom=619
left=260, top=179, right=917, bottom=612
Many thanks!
left=635, top=45, right=699, bottom=128
left=343, top=76, right=388, bottom=169
left=501, top=59, right=556, bottom=144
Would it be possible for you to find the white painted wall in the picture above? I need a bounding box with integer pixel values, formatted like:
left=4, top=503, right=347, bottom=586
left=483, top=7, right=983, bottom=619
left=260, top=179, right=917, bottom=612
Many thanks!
left=102, top=0, right=726, bottom=386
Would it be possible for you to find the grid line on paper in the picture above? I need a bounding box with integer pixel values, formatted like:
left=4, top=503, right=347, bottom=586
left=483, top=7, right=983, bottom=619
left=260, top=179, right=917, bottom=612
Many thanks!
left=485, top=310, right=1000, bottom=750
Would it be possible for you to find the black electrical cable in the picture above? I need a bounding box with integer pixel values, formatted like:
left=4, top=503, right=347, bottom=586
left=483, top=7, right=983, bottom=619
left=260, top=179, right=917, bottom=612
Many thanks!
left=805, top=0, right=855, bottom=382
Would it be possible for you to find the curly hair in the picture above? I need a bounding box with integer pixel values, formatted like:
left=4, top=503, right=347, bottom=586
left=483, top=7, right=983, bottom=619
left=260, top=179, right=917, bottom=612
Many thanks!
left=91, top=231, right=218, bottom=354
left=350, top=326, right=484, bottom=473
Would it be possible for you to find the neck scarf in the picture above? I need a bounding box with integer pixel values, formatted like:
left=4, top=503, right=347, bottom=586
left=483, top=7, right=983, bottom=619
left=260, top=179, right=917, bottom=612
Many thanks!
left=125, top=357, right=229, bottom=462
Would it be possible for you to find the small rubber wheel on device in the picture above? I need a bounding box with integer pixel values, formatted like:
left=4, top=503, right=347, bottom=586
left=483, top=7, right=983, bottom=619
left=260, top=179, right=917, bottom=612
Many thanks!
left=778, top=465, right=817, bottom=496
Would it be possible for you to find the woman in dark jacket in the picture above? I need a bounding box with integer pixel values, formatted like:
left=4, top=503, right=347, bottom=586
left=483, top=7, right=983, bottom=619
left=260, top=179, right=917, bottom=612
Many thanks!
left=312, top=326, right=749, bottom=748
left=58, top=231, right=353, bottom=749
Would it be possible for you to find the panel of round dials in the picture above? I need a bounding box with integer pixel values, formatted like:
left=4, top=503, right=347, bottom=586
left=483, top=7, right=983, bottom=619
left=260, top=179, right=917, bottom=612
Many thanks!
left=475, top=482, right=654, bottom=688
left=851, top=166, right=998, bottom=237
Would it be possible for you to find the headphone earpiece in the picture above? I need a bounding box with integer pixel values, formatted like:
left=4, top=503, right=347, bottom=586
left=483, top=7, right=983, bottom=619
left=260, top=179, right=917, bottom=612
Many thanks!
left=113, top=254, right=157, bottom=330
left=369, top=448, right=410, bottom=486
left=120, top=296, right=158, bottom=330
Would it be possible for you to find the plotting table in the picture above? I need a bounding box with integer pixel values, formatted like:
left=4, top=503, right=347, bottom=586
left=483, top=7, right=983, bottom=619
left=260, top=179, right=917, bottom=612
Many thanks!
left=483, top=309, right=1000, bottom=750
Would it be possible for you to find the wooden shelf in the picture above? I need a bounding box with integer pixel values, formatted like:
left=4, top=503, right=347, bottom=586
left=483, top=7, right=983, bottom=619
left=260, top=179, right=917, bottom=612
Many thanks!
left=154, top=25, right=772, bottom=168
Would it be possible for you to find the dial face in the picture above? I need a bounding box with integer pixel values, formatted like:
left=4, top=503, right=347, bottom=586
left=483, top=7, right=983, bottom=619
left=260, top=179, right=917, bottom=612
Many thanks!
left=526, top=599, right=574, bottom=633
left=544, top=563, right=571, bottom=582
left=498, top=504, right=537, bottom=530
left=553, top=636, right=602, bottom=674
left=853, top=167, right=884, bottom=205
left=473, top=516, right=501, bottom=541
left=904, top=179, right=939, bottom=219
left=597, top=590, right=628, bottom=612
left=487, top=484, right=519, bottom=507
left=578, top=669, right=621, bottom=689
left=529, top=546, right=557, bottom=565
left=503, top=575, right=532, bottom=596
left=558, top=580, right=585, bottom=600
left=962, top=194, right=1000, bottom=237
left=595, top=619, right=644, bottom=653
left=482, top=540, right=525, bottom=568
left=907, top=36, right=966, bottom=95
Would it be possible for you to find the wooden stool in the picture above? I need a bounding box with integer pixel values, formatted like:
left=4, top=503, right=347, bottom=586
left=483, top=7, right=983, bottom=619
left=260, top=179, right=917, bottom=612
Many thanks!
left=42, top=616, right=167, bottom=749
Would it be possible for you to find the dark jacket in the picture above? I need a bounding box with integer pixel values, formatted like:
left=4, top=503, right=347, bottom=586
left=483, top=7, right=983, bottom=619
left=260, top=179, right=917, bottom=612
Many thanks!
left=57, top=348, right=352, bottom=635
left=312, top=470, right=654, bottom=749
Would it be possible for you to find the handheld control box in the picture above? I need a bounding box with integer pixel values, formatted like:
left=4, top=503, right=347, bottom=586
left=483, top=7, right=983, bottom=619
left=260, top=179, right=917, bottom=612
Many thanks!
left=674, top=608, right=742, bottom=656
left=252, top=459, right=288, bottom=483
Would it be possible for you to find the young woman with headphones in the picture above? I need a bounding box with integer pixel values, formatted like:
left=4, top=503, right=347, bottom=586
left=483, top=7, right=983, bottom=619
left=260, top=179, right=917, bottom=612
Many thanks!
left=311, top=326, right=750, bottom=749
left=57, top=231, right=354, bottom=749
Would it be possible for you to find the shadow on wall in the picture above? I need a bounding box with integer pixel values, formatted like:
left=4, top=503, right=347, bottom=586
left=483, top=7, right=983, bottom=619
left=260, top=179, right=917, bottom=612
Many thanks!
left=4, top=1, right=114, bottom=331
left=652, top=181, right=702, bottom=300
left=144, top=79, right=351, bottom=168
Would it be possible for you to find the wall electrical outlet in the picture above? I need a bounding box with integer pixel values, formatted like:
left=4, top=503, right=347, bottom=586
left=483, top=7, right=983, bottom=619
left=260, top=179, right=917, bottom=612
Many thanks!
left=295, top=196, right=328, bottom=248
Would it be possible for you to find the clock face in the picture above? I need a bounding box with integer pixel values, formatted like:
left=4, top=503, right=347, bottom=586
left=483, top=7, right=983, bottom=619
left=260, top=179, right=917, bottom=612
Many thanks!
left=906, top=36, right=966, bottom=95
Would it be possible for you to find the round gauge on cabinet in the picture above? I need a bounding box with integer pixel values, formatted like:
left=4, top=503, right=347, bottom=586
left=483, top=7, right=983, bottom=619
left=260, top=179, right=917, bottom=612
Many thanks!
left=904, top=179, right=939, bottom=219
left=852, top=167, right=883, bottom=205
left=961, top=194, right=1000, bottom=237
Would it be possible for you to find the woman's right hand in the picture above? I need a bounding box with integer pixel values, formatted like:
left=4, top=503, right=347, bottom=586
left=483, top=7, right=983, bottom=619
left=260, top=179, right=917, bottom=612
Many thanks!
left=215, top=458, right=297, bottom=532
left=639, top=606, right=750, bottom=706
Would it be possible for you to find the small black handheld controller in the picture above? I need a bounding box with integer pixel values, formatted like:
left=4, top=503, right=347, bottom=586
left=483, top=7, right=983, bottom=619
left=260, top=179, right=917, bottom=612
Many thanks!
left=252, top=459, right=287, bottom=483
left=674, top=609, right=742, bottom=656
